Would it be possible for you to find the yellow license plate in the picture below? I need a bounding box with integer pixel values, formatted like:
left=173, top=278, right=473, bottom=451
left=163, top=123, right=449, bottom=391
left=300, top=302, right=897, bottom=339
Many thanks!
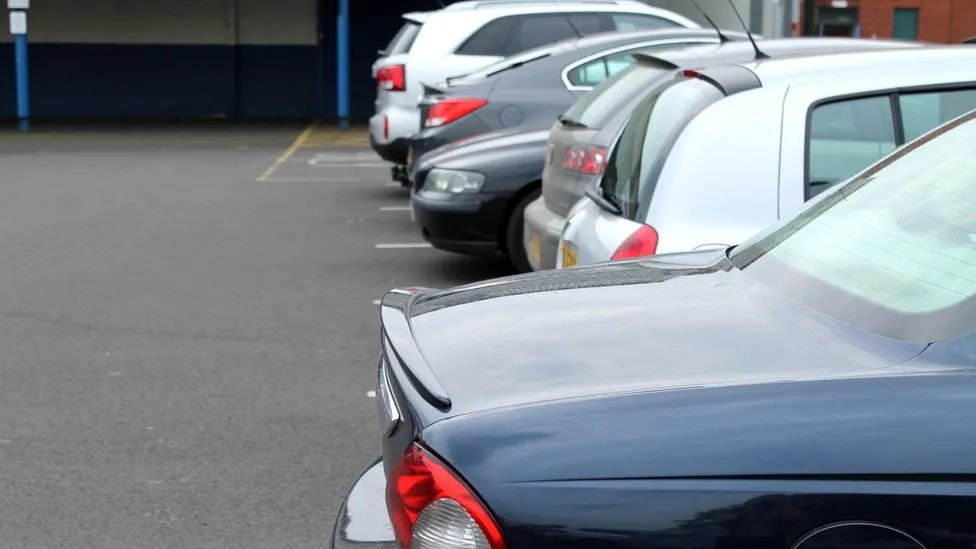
left=561, top=243, right=577, bottom=268
left=528, top=231, right=541, bottom=264
left=406, top=148, right=413, bottom=165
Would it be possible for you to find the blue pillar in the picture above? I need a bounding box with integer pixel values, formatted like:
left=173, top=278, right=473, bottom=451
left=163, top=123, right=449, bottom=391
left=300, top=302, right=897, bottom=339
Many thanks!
left=336, top=0, right=349, bottom=130
left=15, top=32, right=30, bottom=133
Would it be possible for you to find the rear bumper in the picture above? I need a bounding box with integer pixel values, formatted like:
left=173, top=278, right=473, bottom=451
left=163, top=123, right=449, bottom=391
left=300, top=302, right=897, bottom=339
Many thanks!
left=328, top=458, right=397, bottom=549
left=369, top=106, right=421, bottom=165
left=411, top=188, right=510, bottom=256
left=522, top=196, right=565, bottom=271
left=369, top=134, right=410, bottom=166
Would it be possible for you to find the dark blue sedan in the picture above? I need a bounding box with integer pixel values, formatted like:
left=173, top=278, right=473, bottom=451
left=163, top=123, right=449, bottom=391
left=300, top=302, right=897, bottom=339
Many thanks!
left=331, top=109, right=976, bottom=548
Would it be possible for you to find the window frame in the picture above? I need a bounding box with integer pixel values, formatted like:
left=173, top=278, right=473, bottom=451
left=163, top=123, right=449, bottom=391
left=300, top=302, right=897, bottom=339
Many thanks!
left=802, top=82, right=976, bottom=202
left=560, top=38, right=718, bottom=92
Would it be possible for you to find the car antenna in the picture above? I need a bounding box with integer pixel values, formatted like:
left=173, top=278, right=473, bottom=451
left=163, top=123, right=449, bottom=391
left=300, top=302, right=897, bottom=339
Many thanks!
left=726, top=0, right=769, bottom=58
left=687, top=0, right=729, bottom=43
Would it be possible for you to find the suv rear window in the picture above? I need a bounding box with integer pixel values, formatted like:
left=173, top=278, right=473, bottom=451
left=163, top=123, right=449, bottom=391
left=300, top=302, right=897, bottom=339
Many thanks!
left=385, top=21, right=422, bottom=56
left=599, top=77, right=725, bottom=220
left=562, top=63, right=671, bottom=128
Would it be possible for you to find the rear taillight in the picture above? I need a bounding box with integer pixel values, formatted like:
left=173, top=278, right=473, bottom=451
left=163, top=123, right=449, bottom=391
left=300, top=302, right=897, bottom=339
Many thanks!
left=611, top=224, right=659, bottom=261
left=387, top=443, right=506, bottom=549
left=425, top=99, right=487, bottom=128
left=561, top=145, right=608, bottom=175
left=378, top=65, right=406, bottom=92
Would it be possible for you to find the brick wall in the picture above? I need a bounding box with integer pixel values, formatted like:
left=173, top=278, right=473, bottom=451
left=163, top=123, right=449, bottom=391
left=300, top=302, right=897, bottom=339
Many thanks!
left=801, top=0, right=976, bottom=42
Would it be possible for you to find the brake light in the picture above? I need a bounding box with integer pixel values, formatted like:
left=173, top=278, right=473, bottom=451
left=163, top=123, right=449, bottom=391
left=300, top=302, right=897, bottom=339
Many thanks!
left=425, top=98, right=487, bottom=128
left=388, top=443, right=506, bottom=549
left=378, top=65, right=406, bottom=92
left=561, top=145, right=608, bottom=175
left=611, top=224, right=659, bottom=261
left=681, top=69, right=702, bottom=78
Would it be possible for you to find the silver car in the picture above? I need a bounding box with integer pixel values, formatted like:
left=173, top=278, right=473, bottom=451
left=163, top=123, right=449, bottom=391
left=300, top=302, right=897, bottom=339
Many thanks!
left=557, top=45, right=976, bottom=269
left=522, top=36, right=921, bottom=272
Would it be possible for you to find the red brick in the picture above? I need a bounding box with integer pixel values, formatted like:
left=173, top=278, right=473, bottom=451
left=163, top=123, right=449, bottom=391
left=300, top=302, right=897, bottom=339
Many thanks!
left=800, top=0, right=976, bottom=43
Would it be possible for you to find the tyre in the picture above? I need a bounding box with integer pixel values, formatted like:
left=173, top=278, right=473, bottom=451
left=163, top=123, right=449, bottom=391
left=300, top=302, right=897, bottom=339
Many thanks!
left=503, top=188, right=541, bottom=274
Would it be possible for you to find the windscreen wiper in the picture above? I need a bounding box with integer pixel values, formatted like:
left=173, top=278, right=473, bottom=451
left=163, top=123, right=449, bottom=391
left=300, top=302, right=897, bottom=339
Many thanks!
left=557, top=114, right=587, bottom=128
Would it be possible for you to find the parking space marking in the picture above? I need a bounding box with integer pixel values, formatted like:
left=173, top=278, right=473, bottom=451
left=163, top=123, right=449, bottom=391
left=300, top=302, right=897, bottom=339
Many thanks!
left=366, top=390, right=377, bottom=399
left=385, top=182, right=403, bottom=187
left=379, top=205, right=411, bottom=212
left=375, top=243, right=432, bottom=249
left=256, top=122, right=316, bottom=182
left=372, top=299, right=381, bottom=305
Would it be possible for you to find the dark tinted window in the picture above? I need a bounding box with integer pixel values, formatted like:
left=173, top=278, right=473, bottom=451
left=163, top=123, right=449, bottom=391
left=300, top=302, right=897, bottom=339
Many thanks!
left=807, top=95, right=896, bottom=198
left=562, top=63, right=670, bottom=126
left=455, top=16, right=519, bottom=56
left=733, top=113, right=976, bottom=343
left=611, top=13, right=683, bottom=30
left=599, top=78, right=725, bottom=220
left=516, top=15, right=580, bottom=52
left=566, top=13, right=606, bottom=35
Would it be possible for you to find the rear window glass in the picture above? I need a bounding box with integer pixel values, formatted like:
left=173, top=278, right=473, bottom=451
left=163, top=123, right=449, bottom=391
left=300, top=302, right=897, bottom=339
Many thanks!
left=563, top=63, right=669, bottom=128
left=449, top=40, right=576, bottom=85
left=732, top=112, right=976, bottom=343
left=599, top=78, right=725, bottom=220
left=385, top=21, right=422, bottom=56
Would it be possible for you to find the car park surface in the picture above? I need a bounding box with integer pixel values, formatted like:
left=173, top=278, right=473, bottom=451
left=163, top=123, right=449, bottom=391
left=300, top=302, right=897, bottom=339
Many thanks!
left=0, top=124, right=511, bottom=548
left=334, top=108, right=976, bottom=549
left=523, top=35, right=923, bottom=272
left=558, top=44, right=976, bottom=269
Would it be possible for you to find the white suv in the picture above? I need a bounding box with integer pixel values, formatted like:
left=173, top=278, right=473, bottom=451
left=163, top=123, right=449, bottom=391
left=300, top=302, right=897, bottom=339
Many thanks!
left=369, top=0, right=699, bottom=176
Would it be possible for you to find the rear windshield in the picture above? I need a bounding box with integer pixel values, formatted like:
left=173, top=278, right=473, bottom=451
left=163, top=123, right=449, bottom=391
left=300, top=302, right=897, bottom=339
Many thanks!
left=562, top=63, right=670, bottom=128
left=599, top=77, right=725, bottom=220
left=449, top=40, right=577, bottom=85
left=730, top=112, right=976, bottom=343
left=385, top=21, right=422, bottom=56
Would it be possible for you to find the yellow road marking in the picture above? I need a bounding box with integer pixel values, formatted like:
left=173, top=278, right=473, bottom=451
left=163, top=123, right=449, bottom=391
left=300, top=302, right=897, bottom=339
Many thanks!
left=257, top=122, right=317, bottom=181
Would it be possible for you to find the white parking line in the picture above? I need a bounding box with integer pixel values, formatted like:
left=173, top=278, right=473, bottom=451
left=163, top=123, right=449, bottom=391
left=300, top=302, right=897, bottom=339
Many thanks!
left=375, top=242, right=432, bottom=249
left=372, top=299, right=381, bottom=305
left=385, top=182, right=403, bottom=187
left=380, top=205, right=411, bottom=212
left=366, top=390, right=377, bottom=399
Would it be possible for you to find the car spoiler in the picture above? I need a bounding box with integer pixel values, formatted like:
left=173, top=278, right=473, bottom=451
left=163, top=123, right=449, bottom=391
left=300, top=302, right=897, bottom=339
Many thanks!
left=380, top=288, right=452, bottom=411
left=631, top=52, right=681, bottom=69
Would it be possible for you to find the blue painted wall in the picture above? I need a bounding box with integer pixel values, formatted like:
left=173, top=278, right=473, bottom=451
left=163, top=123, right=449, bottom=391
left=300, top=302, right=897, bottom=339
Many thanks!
left=0, top=43, right=322, bottom=119
left=0, top=0, right=445, bottom=120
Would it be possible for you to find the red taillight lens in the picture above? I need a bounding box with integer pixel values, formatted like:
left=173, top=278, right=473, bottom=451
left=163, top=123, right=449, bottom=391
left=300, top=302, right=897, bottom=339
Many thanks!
left=387, top=443, right=506, bottom=549
left=378, top=65, right=406, bottom=92
left=425, top=99, right=488, bottom=128
left=611, top=224, right=659, bottom=261
left=561, top=145, right=608, bottom=175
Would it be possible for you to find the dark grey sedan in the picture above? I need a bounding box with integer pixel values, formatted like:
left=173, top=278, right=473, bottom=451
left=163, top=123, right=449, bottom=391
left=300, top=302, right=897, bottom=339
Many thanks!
left=522, top=35, right=925, bottom=272
left=403, top=27, right=748, bottom=174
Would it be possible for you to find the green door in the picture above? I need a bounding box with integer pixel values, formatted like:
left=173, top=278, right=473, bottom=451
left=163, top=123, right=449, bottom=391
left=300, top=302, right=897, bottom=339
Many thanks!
left=893, top=8, right=919, bottom=40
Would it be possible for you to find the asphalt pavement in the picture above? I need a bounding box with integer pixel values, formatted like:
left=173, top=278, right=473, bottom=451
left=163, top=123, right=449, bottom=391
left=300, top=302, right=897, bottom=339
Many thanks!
left=0, top=123, right=514, bottom=548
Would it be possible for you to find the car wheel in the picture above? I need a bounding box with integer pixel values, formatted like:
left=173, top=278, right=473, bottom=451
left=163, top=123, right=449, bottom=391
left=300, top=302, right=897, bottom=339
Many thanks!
left=504, top=188, right=541, bottom=274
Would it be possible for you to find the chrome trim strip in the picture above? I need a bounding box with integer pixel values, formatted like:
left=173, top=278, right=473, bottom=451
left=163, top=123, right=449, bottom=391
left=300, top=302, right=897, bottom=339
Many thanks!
left=377, top=355, right=401, bottom=436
